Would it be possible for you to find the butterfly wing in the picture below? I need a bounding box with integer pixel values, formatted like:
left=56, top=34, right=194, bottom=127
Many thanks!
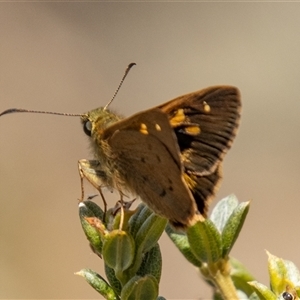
left=158, top=86, right=241, bottom=216
left=102, top=109, right=197, bottom=227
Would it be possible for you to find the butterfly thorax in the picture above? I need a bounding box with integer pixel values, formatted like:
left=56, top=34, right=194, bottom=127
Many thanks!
left=81, top=107, right=123, bottom=188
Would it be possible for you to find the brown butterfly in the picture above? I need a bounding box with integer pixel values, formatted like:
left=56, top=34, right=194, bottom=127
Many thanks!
left=78, top=85, right=241, bottom=228
left=0, top=64, right=241, bottom=228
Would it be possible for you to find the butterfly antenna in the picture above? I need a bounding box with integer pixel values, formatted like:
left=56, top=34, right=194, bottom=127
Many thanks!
left=1, top=63, right=136, bottom=117
left=0, top=108, right=82, bottom=118
left=104, top=62, right=136, bottom=110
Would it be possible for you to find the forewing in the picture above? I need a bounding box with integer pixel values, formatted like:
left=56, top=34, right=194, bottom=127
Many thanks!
left=103, top=109, right=197, bottom=227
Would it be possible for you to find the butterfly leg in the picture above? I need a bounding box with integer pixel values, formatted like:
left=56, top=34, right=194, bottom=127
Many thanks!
left=110, top=196, right=136, bottom=230
left=119, top=194, right=125, bottom=231
left=78, top=159, right=108, bottom=215
left=117, top=198, right=134, bottom=231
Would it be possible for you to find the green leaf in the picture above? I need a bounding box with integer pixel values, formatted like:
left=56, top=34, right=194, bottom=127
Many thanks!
left=267, top=251, right=291, bottom=295
left=222, top=201, right=250, bottom=257
left=103, top=230, right=135, bottom=277
left=129, top=204, right=153, bottom=238
left=135, top=213, right=167, bottom=254
left=79, top=202, right=103, bottom=254
left=105, top=264, right=122, bottom=295
left=230, top=257, right=256, bottom=297
left=82, top=200, right=104, bottom=220
left=121, top=275, right=158, bottom=300
left=249, top=292, right=260, bottom=300
left=165, top=224, right=201, bottom=267
left=76, top=268, right=119, bottom=300
left=137, top=243, right=162, bottom=283
left=284, top=259, right=300, bottom=287
left=248, top=281, right=277, bottom=300
left=210, top=194, right=239, bottom=233
left=187, top=218, right=222, bottom=263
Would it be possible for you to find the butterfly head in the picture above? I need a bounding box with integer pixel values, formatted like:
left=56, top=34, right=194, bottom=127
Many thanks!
left=81, top=107, right=121, bottom=138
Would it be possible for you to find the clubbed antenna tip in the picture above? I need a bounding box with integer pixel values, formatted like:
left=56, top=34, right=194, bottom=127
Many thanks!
left=104, top=62, right=136, bottom=110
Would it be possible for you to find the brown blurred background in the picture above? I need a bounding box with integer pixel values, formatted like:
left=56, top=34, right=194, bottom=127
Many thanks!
left=1, top=3, right=300, bottom=299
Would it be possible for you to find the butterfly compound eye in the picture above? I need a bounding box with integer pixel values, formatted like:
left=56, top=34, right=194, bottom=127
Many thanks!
left=83, top=120, right=92, bottom=136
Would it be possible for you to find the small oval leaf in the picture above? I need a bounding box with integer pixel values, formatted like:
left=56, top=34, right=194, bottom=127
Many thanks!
left=187, top=219, right=222, bottom=263
left=165, top=224, right=201, bottom=267
left=284, top=259, right=300, bottom=287
left=103, top=230, right=135, bottom=274
left=104, top=263, right=122, bottom=295
left=121, top=275, right=158, bottom=300
left=76, top=268, right=119, bottom=300
left=129, top=204, right=153, bottom=238
left=230, top=257, right=256, bottom=297
left=79, top=202, right=103, bottom=254
left=81, top=200, right=104, bottom=220
left=267, top=251, right=290, bottom=295
left=248, top=281, right=277, bottom=300
left=210, top=194, right=239, bottom=233
left=222, top=201, right=250, bottom=257
left=135, top=213, right=167, bottom=254
left=137, top=243, right=162, bottom=283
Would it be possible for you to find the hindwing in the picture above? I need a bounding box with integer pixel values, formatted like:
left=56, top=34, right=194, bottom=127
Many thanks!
left=159, top=86, right=241, bottom=216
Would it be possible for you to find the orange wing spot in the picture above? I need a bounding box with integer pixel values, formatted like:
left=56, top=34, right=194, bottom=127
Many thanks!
left=155, top=124, right=161, bottom=131
left=170, top=108, right=185, bottom=126
left=140, top=123, right=149, bottom=135
left=183, top=173, right=197, bottom=190
left=184, top=125, right=201, bottom=135
left=203, top=101, right=211, bottom=113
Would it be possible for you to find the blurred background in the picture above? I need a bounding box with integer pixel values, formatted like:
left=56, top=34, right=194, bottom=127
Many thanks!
left=1, top=3, right=300, bottom=299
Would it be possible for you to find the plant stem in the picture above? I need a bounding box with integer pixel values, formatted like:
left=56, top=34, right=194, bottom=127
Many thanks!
left=201, top=259, right=239, bottom=300
left=212, top=268, right=239, bottom=300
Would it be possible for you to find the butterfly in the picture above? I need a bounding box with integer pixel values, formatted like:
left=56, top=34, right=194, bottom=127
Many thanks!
left=0, top=63, right=241, bottom=228
left=78, top=85, right=241, bottom=228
